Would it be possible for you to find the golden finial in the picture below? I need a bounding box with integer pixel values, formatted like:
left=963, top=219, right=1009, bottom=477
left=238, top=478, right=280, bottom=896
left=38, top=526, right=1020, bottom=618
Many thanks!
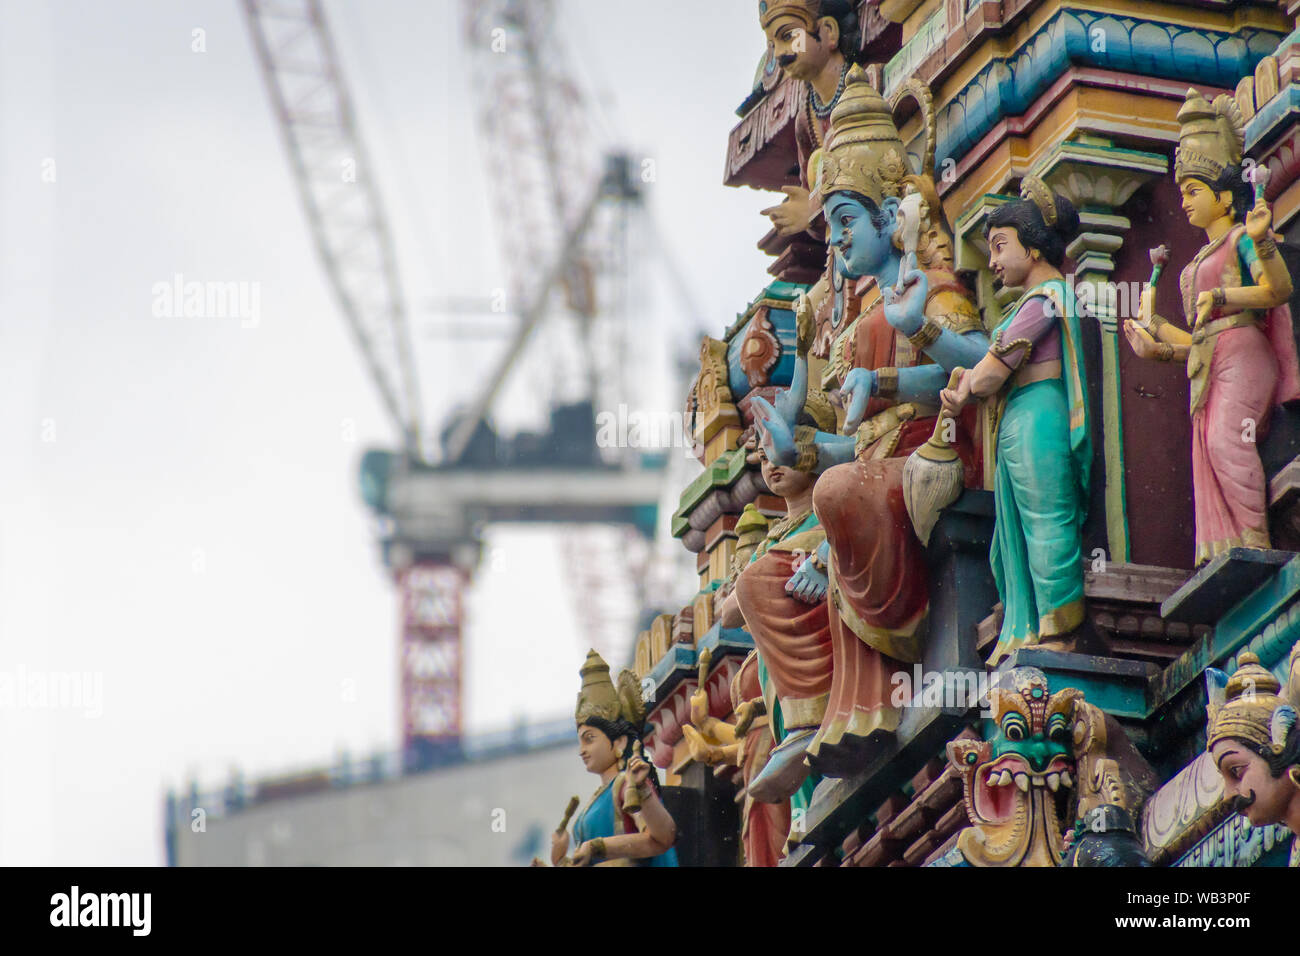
left=1206, top=652, right=1287, bottom=754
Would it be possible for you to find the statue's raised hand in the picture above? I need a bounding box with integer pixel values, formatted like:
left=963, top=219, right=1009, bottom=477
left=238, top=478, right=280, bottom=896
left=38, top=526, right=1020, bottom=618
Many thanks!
left=761, top=185, right=814, bottom=237
left=785, top=553, right=829, bottom=605
left=882, top=260, right=928, bottom=336
left=688, top=684, right=709, bottom=727
left=840, top=367, right=877, bottom=433
left=626, top=751, right=652, bottom=788
left=1122, top=319, right=1160, bottom=360
left=1246, top=193, right=1273, bottom=242
left=750, top=395, right=798, bottom=467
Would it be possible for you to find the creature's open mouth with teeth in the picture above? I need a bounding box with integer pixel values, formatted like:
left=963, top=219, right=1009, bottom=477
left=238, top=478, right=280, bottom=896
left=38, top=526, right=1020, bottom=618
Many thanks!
left=973, top=753, right=1076, bottom=824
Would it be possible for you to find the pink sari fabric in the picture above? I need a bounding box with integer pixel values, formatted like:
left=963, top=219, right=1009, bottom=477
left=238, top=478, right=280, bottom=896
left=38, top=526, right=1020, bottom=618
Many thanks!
left=1185, top=224, right=1300, bottom=564
left=1192, top=325, right=1276, bottom=564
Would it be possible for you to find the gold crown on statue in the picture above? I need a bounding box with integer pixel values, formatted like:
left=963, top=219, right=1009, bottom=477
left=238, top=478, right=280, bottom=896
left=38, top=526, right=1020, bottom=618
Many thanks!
left=1174, top=88, right=1245, bottom=186
left=811, top=65, right=907, bottom=209
left=575, top=649, right=646, bottom=728
left=1206, top=651, right=1292, bottom=754
left=1019, top=175, right=1058, bottom=228
left=759, top=0, right=824, bottom=30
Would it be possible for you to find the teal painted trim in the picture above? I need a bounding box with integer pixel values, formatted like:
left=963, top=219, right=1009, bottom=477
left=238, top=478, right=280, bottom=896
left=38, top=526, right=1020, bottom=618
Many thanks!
left=643, top=624, right=755, bottom=708
left=726, top=307, right=798, bottom=398
left=645, top=643, right=695, bottom=695
left=935, top=8, right=1284, bottom=166
left=1152, top=556, right=1300, bottom=711
left=1222, top=597, right=1300, bottom=677
left=695, top=624, right=754, bottom=662
left=1209, top=554, right=1300, bottom=658
left=1174, top=815, right=1293, bottom=868
left=724, top=281, right=806, bottom=340
left=1245, top=83, right=1300, bottom=153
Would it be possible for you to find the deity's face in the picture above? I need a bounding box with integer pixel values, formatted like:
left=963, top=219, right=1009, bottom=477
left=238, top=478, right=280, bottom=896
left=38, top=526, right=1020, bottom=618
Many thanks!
left=577, top=723, right=624, bottom=775
left=987, top=225, right=1035, bottom=288
left=827, top=193, right=898, bottom=280
left=1210, top=739, right=1299, bottom=828
left=760, top=455, right=814, bottom=501
left=764, top=14, right=840, bottom=82
left=1179, top=177, right=1233, bottom=229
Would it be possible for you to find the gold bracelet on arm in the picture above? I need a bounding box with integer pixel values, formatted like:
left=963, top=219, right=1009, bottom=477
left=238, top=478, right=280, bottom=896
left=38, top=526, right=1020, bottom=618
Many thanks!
left=1255, top=236, right=1279, bottom=260
left=1157, top=342, right=1175, bottom=362
left=875, top=367, right=899, bottom=400
left=1212, top=287, right=1227, bottom=308
left=908, top=320, right=942, bottom=351
left=590, top=837, right=607, bottom=861
left=793, top=425, right=819, bottom=474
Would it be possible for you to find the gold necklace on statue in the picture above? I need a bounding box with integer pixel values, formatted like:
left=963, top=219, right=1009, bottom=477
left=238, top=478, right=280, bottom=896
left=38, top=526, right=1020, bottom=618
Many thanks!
left=758, top=509, right=813, bottom=556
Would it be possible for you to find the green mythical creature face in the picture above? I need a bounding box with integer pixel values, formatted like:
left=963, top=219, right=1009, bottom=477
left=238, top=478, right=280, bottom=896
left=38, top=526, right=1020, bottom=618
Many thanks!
left=947, top=668, right=1082, bottom=867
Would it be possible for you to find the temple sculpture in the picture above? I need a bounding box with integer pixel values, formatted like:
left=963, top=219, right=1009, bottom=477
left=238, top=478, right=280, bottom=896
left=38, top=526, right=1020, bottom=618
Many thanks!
left=555, top=651, right=678, bottom=867
left=1123, top=88, right=1300, bottom=566
left=940, top=178, right=1091, bottom=664
left=936, top=668, right=1154, bottom=867
left=749, top=66, right=990, bottom=778
left=621, top=0, right=1300, bottom=872
left=757, top=0, right=862, bottom=240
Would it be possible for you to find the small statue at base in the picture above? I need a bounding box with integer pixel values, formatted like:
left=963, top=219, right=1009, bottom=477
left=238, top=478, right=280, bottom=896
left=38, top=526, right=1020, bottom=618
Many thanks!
left=555, top=650, right=679, bottom=867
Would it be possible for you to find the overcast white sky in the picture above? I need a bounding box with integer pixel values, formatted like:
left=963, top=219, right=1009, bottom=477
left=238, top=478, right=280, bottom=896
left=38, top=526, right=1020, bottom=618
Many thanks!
left=0, top=0, right=775, bottom=864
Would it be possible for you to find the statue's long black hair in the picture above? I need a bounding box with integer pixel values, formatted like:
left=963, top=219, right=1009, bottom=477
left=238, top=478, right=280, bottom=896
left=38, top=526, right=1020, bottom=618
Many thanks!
left=1202, top=163, right=1256, bottom=225
left=579, top=715, right=664, bottom=795
left=985, top=190, right=1081, bottom=269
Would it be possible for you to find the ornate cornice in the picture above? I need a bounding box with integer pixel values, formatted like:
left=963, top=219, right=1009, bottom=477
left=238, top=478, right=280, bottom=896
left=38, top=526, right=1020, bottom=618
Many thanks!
left=931, top=8, right=1286, bottom=172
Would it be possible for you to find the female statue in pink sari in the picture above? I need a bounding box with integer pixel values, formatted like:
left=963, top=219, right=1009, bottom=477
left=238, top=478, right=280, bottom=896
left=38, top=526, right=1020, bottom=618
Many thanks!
left=1124, top=89, right=1300, bottom=566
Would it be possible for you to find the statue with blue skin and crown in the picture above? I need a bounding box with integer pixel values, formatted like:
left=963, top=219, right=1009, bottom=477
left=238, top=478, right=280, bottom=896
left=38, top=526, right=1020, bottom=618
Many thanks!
left=743, top=66, right=991, bottom=787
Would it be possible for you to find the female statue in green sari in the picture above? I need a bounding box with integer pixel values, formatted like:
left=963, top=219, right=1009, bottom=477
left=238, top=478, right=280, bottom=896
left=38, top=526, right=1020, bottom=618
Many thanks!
left=941, top=178, right=1090, bottom=665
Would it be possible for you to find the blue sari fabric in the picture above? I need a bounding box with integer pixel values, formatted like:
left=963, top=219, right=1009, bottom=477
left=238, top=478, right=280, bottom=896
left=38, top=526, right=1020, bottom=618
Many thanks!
left=572, top=775, right=679, bottom=867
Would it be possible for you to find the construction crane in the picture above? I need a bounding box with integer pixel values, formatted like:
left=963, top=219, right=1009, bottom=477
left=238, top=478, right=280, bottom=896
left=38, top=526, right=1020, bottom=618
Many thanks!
left=240, top=0, right=422, bottom=460
left=242, top=0, right=683, bottom=770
